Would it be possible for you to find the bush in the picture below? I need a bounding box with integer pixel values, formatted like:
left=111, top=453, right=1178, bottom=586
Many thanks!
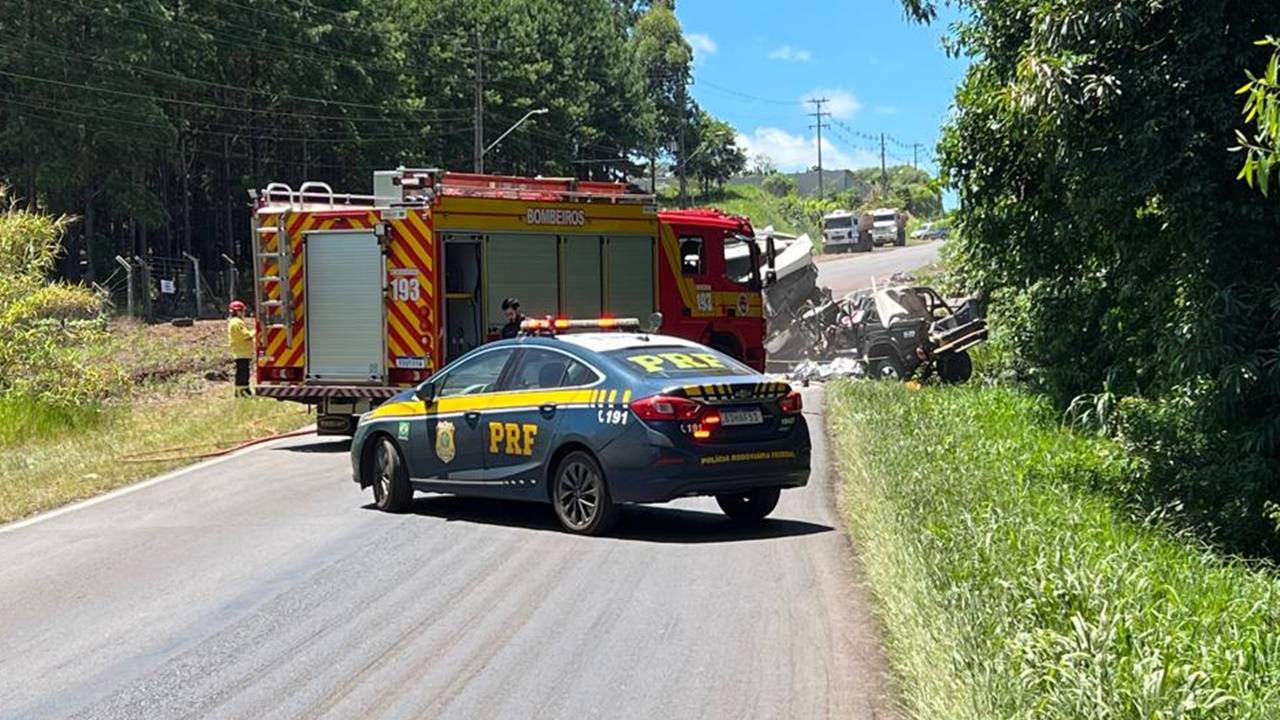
left=1, top=282, right=103, bottom=325
left=0, top=190, right=120, bottom=413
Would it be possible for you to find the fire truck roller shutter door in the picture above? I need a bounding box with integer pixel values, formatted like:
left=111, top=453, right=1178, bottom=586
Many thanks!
left=487, top=234, right=558, bottom=333
left=561, top=235, right=602, bottom=319
left=305, top=230, right=385, bottom=382
left=605, top=235, right=655, bottom=322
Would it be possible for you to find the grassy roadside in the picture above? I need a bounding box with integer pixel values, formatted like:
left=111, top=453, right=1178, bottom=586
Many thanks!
left=0, top=319, right=314, bottom=525
left=0, top=389, right=312, bottom=524
left=827, top=381, right=1280, bottom=719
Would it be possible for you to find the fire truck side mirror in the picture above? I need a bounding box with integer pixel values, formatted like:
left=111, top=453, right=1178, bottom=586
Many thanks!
left=414, top=381, right=438, bottom=403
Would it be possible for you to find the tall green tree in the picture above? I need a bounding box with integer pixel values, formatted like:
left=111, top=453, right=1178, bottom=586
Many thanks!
left=628, top=0, right=692, bottom=191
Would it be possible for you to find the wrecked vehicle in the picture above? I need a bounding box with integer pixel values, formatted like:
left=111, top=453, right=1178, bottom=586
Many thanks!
left=850, top=279, right=987, bottom=382
left=788, top=276, right=987, bottom=383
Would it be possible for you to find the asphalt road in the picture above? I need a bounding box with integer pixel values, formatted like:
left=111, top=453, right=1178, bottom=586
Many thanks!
left=816, top=242, right=942, bottom=298
left=0, top=388, right=897, bottom=720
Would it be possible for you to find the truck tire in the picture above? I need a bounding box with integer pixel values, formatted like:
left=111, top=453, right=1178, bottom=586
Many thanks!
left=937, top=351, right=973, bottom=384
left=869, top=350, right=907, bottom=381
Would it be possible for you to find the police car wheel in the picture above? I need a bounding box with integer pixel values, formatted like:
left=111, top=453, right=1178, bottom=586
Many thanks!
left=372, top=437, right=412, bottom=513
left=716, top=487, right=781, bottom=523
left=552, top=451, right=617, bottom=535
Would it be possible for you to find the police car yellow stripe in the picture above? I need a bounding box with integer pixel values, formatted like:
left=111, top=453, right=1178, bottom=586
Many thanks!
left=365, top=387, right=600, bottom=421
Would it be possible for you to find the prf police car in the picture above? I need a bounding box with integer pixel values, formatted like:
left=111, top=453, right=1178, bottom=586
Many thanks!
left=351, top=319, right=811, bottom=535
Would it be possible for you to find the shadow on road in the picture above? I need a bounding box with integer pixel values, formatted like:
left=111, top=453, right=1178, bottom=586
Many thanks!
left=274, top=439, right=351, bottom=454
left=367, top=495, right=832, bottom=544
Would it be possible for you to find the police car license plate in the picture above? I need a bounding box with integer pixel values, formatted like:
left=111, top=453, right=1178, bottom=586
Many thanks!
left=721, top=408, right=764, bottom=426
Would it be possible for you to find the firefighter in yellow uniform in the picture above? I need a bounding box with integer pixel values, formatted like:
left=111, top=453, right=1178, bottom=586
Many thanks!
left=227, top=300, right=255, bottom=398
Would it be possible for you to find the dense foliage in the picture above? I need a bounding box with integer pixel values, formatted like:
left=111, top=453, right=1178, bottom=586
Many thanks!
left=829, top=381, right=1280, bottom=720
left=906, top=0, right=1280, bottom=554
left=0, top=0, right=742, bottom=282
left=0, top=191, right=121, bottom=421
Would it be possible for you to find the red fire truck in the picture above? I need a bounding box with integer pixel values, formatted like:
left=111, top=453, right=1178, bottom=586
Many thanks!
left=250, top=168, right=771, bottom=434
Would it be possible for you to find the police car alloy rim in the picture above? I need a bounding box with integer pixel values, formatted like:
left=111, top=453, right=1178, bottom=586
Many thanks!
left=376, top=443, right=394, bottom=501
left=557, top=460, right=601, bottom=529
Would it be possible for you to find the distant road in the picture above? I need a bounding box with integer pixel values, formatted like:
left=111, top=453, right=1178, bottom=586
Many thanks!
left=816, top=242, right=942, bottom=297
left=0, top=388, right=898, bottom=720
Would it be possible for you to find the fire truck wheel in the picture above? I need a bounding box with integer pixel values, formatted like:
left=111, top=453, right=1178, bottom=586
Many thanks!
left=551, top=451, right=618, bottom=535
left=372, top=437, right=413, bottom=513
left=716, top=487, right=780, bottom=523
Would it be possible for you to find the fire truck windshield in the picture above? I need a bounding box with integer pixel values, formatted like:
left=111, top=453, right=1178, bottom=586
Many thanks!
left=723, top=234, right=764, bottom=285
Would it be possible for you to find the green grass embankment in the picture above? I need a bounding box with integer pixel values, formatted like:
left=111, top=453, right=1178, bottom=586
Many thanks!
left=0, top=319, right=312, bottom=524
left=827, top=380, right=1280, bottom=719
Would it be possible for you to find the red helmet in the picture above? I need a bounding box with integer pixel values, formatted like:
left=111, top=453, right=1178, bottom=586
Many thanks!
left=228, top=300, right=247, bottom=313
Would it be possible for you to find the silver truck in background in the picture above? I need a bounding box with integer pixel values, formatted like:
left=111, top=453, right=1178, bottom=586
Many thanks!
left=869, top=208, right=907, bottom=247
left=821, top=210, right=872, bottom=253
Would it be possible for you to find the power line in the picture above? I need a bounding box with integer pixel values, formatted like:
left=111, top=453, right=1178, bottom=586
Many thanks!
left=0, top=46, right=472, bottom=117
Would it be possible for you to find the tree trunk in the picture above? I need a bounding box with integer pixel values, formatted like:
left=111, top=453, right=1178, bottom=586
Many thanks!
left=83, top=187, right=96, bottom=282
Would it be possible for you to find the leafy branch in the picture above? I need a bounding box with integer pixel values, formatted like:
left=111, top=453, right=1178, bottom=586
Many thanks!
left=1235, top=37, right=1280, bottom=196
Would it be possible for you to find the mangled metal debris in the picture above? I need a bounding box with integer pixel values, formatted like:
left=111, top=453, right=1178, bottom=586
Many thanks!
left=771, top=272, right=988, bottom=383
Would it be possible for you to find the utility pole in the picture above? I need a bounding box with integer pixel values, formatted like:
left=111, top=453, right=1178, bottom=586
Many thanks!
left=880, top=132, right=888, bottom=193
left=677, top=80, right=688, bottom=207
left=472, top=28, right=484, bottom=173
left=807, top=97, right=830, bottom=200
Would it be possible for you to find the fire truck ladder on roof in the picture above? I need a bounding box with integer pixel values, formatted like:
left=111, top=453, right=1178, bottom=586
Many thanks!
left=255, top=187, right=295, bottom=347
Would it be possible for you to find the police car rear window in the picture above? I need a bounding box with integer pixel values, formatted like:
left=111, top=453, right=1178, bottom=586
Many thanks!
left=607, top=347, right=754, bottom=378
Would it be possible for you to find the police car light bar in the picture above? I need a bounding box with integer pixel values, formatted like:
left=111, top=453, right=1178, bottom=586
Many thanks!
left=520, top=317, right=641, bottom=334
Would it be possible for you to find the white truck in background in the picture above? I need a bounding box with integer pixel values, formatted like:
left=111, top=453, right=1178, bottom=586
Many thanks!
left=821, top=210, right=871, bottom=253
left=870, top=208, right=907, bottom=247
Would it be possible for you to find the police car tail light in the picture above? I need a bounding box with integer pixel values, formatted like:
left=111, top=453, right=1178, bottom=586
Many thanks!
left=778, top=389, right=803, bottom=416
left=630, top=394, right=703, bottom=422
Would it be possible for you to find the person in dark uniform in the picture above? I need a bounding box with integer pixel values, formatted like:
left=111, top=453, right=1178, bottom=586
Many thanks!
left=500, top=297, right=526, bottom=339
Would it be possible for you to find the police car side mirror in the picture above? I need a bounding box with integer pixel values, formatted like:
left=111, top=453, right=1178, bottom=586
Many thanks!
left=414, top=381, right=437, bottom=403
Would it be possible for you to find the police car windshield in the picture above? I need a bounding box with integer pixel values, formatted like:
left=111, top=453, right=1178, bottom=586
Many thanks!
left=607, top=346, right=755, bottom=378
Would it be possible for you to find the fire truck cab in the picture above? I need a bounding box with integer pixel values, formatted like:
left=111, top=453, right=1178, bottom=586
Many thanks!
left=250, top=169, right=768, bottom=434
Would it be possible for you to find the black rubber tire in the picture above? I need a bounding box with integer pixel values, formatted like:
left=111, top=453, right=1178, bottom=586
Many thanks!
left=552, top=451, right=618, bottom=535
left=371, top=437, right=413, bottom=513
left=716, top=487, right=781, bottom=523
left=937, top=350, right=974, bottom=384
left=869, top=351, right=907, bottom=381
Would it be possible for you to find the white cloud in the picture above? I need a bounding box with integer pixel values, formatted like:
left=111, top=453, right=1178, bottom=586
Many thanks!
left=735, top=127, right=879, bottom=172
left=801, top=88, right=863, bottom=119
left=767, top=45, right=812, bottom=63
left=685, top=32, right=717, bottom=63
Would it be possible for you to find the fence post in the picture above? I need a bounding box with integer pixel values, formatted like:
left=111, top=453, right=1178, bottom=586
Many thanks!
left=183, top=251, right=202, bottom=319
left=221, top=253, right=236, bottom=305
left=115, top=255, right=134, bottom=319
left=134, top=256, right=152, bottom=322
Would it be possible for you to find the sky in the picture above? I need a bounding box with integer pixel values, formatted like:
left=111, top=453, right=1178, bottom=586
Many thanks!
left=674, top=1, right=969, bottom=175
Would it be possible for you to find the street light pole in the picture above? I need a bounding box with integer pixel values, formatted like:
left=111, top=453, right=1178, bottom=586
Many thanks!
left=481, top=108, right=549, bottom=172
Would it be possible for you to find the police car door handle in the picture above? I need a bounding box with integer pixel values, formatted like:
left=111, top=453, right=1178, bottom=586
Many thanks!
left=539, top=403, right=557, bottom=416
left=465, top=411, right=481, bottom=424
